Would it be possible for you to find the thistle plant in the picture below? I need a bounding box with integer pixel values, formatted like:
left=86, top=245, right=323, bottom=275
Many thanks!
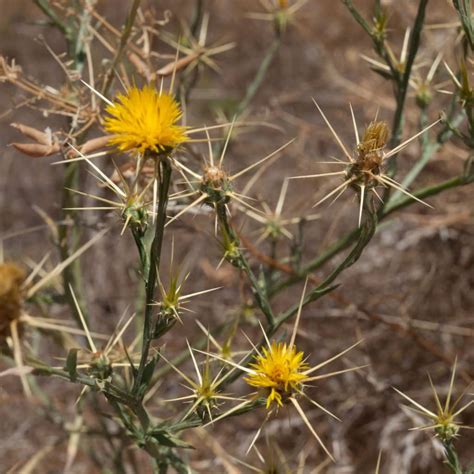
left=1, top=1, right=474, bottom=472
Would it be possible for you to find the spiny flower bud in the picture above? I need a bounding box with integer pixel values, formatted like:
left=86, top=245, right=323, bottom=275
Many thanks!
left=372, top=10, right=388, bottom=43
left=88, top=351, right=113, bottom=380
left=346, top=120, right=390, bottom=187
left=415, top=82, right=433, bottom=108
left=200, top=165, right=232, bottom=206
left=123, top=194, right=148, bottom=235
left=435, top=422, right=460, bottom=443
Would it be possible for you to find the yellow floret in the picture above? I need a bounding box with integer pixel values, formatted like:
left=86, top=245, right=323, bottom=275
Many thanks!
left=245, top=341, right=309, bottom=408
left=104, top=85, right=187, bottom=154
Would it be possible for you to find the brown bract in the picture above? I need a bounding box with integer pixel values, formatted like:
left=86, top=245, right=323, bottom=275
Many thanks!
left=352, top=121, right=390, bottom=180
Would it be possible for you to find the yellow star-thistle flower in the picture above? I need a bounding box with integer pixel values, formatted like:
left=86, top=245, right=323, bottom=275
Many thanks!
left=245, top=341, right=309, bottom=408
left=199, top=280, right=364, bottom=461
left=104, top=85, right=187, bottom=154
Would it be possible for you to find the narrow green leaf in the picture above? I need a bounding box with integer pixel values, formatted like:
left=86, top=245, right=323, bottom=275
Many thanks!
left=65, top=348, right=79, bottom=382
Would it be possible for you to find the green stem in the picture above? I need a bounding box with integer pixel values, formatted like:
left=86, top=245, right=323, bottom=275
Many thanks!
left=216, top=203, right=275, bottom=326
left=390, top=109, right=464, bottom=203
left=132, top=227, right=149, bottom=277
left=340, top=0, right=399, bottom=80
left=383, top=173, right=473, bottom=217
left=443, top=440, right=463, bottom=474
left=341, top=0, right=430, bottom=172
left=272, top=167, right=473, bottom=295
left=269, top=227, right=360, bottom=296
left=101, top=0, right=141, bottom=96
left=234, top=38, right=281, bottom=119
left=133, top=159, right=172, bottom=397
left=34, top=0, right=69, bottom=38
left=190, top=0, right=205, bottom=37
left=340, top=0, right=373, bottom=36
left=389, top=0, right=430, bottom=150
left=215, top=36, right=281, bottom=156
left=220, top=203, right=377, bottom=387
left=453, top=0, right=474, bottom=51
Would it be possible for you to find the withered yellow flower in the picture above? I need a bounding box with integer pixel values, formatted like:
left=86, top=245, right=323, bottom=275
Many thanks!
left=0, top=262, right=26, bottom=339
left=245, top=341, right=309, bottom=408
left=291, top=101, right=440, bottom=227
left=104, top=85, right=187, bottom=154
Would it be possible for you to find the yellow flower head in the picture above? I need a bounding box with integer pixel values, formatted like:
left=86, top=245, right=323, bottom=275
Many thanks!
left=245, top=341, right=309, bottom=408
left=104, top=85, right=187, bottom=154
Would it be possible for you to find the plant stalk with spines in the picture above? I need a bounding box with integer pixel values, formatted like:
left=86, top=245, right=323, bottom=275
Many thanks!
left=7, top=1, right=474, bottom=470
left=341, top=0, right=430, bottom=180
left=214, top=195, right=377, bottom=388
left=133, top=158, right=173, bottom=398
left=215, top=201, right=276, bottom=328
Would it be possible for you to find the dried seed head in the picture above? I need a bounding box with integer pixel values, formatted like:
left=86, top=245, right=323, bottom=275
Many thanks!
left=200, top=165, right=232, bottom=205
left=79, top=135, right=110, bottom=155
left=358, top=121, right=389, bottom=158
left=203, top=165, right=227, bottom=187
left=346, top=120, right=390, bottom=187
left=0, top=262, right=26, bottom=340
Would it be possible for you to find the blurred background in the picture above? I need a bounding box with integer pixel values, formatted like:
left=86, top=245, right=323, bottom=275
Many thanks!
left=1, top=1, right=473, bottom=472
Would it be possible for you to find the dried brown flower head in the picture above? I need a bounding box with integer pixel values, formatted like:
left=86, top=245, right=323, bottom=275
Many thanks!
left=350, top=121, right=390, bottom=182
left=0, top=262, right=26, bottom=340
